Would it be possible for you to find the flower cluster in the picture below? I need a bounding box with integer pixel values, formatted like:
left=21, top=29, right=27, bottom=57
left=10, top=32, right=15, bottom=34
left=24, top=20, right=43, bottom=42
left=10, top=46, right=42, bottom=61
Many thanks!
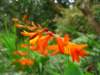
left=12, top=16, right=88, bottom=66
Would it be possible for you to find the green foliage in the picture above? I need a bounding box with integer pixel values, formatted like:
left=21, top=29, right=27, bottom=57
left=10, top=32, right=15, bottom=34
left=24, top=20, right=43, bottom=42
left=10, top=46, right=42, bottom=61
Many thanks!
left=84, top=72, right=93, bottom=75
left=93, top=6, right=100, bottom=23
left=64, top=62, right=83, bottom=75
left=0, top=32, right=16, bottom=51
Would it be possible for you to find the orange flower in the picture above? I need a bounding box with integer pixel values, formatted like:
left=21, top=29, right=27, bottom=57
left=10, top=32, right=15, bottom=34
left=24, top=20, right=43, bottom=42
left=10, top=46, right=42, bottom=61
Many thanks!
left=17, top=58, right=33, bottom=66
left=64, top=43, right=88, bottom=62
left=56, top=34, right=70, bottom=54
left=29, top=35, right=39, bottom=45
left=36, top=35, right=52, bottom=56
left=56, top=37, right=65, bottom=54
left=20, top=44, right=28, bottom=48
left=70, top=48, right=88, bottom=62
left=14, top=50, right=28, bottom=56
left=55, top=35, right=88, bottom=62
left=21, top=31, right=38, bottom=37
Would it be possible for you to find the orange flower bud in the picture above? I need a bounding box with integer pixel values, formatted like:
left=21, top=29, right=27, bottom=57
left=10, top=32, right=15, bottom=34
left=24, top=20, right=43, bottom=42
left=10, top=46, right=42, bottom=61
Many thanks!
left=18, top=58, right=33, bottom=66
left=16, top=24, right=24, bottom=28
left=14, top=50, right=28, bottom=56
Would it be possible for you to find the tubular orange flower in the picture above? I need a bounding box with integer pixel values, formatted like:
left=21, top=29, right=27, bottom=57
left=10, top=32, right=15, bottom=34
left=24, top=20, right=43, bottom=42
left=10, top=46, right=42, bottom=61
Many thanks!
left=36, top=34, right=52, bottom=56
left=29, top=28, right=48, bottom=39
left=18, top=58, right=33, bottom=66
left=56, top=37, right=65, bottom=54
left=64, top=43, right=88, bottom=62
left=42, top=35, right=53, bottom=48
left=30, top=35, right=39, bottom=45
left=21, top=31, right=30, bottom=36
left=21, top=31, right=38, bottom=37
left=14, top=50, right=28, bottom=56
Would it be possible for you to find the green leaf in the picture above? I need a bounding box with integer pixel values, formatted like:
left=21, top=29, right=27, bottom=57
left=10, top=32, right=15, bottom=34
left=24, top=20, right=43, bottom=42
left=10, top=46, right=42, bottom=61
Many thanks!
left=64, top=62, right=83, bottom=75
left=84, top=72, right=93, bottom=75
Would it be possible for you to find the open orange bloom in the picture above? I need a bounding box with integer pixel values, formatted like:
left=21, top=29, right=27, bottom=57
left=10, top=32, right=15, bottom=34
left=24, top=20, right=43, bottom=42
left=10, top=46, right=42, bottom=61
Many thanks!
left=64, top=43, right=88, bottom=62
left=56, top=34, right=69, bottom=54
left=14, top=50, right=28, bottom=56
left=56, top=37, right=64, bottom=54
left=47, top=43, right=88, bottom=62
left=55, top=34, right=88, bottom=62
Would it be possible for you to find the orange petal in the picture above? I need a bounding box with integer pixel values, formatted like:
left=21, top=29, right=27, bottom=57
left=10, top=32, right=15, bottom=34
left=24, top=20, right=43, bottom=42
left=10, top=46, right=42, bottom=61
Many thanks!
left=78, top=49, right=88, bottom=57
left=21, top=31, right=30, bottom=36
left=47, top=45, right=58, bottom=50
left=56, top=37, right=64, bottom=54
left=70, top=49, right=80, bottom=62
left=42, top=35, right=52, bottom=48
left=30, top=35, right=39, bottom=45
left=21, top=31, right=38, bottom=37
